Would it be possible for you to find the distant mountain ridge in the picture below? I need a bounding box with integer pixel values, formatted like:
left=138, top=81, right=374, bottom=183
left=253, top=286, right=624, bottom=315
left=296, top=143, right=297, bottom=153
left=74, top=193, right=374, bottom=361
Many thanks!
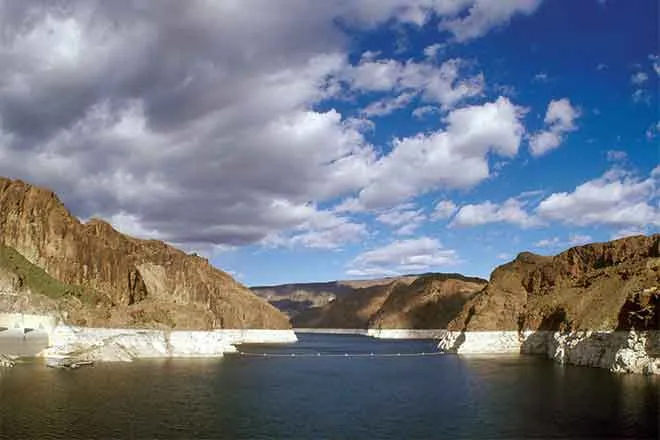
left=281, top=273, right=488, bottom=329
left=251, top=273, right=486, bottom=321
left=0, top=177, right=289, bottom=330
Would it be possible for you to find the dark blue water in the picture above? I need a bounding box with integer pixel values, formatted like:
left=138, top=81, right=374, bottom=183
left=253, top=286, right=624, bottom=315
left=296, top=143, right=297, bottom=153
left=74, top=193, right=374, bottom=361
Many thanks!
left=0, top=334, right=657, bottom=439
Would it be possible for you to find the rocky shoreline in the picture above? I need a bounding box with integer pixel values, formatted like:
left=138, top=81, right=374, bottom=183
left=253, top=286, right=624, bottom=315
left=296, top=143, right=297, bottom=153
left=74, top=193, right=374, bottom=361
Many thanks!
left=437, top=330, right=660, bottom=375
left=43, top=326, right=298, bottom=365
left=1, top=321, right=298, bottom=367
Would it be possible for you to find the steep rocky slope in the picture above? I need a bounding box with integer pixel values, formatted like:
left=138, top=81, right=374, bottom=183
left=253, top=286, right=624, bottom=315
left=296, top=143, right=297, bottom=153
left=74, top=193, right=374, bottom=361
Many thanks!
left=447, top=234, right=659, bottom=333
left=0, top=177, right=289, bottom=330
left=438, top=234, right=659, bottom=374
left=369, top=274, right=487, bottom=329
left=293, top=274, right=487, bottom=329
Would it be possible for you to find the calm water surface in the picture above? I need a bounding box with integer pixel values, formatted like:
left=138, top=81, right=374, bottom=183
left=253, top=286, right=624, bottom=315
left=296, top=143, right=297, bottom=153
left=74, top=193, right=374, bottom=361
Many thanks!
left=0, top=333, right=657, bottom=439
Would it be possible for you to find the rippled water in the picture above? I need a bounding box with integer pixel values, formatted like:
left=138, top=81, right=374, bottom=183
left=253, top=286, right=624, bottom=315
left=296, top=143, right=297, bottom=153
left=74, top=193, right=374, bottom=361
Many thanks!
left=0, top=333, right=657, bottom=439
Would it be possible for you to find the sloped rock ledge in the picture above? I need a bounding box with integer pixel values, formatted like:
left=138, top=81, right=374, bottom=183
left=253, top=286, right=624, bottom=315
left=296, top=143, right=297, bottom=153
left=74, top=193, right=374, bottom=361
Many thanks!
left=42, top=326, right=298, bottom=365
left=437, top=330, right=660, bottom=375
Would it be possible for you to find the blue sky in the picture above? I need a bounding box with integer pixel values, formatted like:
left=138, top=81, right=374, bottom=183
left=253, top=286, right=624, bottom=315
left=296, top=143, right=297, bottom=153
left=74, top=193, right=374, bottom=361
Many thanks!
left=0, top=0, right=657, bottom=286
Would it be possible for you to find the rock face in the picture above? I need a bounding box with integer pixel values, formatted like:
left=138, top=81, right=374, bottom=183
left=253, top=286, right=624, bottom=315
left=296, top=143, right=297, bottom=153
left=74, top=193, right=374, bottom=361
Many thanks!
left=369, top=274, right=487, bottom=329
left=439, top=234, right=660, bottom=374
left=0, top=177, right=289, bottom=330
left=447, top=234, right=659, bottom=333
left=293, top=273, right=487, bottom=329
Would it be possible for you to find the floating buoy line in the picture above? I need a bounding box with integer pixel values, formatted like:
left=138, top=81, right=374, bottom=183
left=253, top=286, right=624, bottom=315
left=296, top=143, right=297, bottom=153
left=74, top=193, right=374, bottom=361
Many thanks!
left=230, top=351, right=444, bottom=358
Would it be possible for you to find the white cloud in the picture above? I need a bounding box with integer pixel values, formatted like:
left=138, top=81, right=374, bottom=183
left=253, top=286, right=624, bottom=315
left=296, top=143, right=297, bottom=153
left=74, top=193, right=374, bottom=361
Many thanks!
left=606, top=150, right=627, bottom=162
left=348, top=237, right=459, bottom=277
left=534, top=234, right=592, bottom=249
left=537, top=168, right=660, bottom=228
left=631, top=71, right=649, bottom=85
left=423, top=43, right=445, bottom=59
left=0, top=0, right=543, bottom=253
left=568, top=234, right=592, bottom=245
left=632, top=89, right=651, bottom=104
left=361, top=92, right=416, bottom=117
left=529, top=98, right=580, bottom=156
left=650, top=54, right=660, bottom=76
left=265, top=203, right=368, bottom=250
left=496, top=253, right=512, bottom=260
left=358, top=97, right=526, bottom=208
left=376, top=203, right=427, bottom=235
left=412, top=105, right=438, bottom=119
left=534, top=237, right=560, bottom=248
left=451, top=197, right=538, bottom=228
left=348, top=57, right=484, bottom=110
left=432, top=200, right=458, bottom=220
left=439, top=0, right=543, bottom=42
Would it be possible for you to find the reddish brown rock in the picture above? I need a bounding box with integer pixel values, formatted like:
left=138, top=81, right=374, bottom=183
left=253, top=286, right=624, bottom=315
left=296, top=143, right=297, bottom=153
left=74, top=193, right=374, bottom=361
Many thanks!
left=447, top=234, right=660, bottom=332
left=0, top=177, right=290, bottom=330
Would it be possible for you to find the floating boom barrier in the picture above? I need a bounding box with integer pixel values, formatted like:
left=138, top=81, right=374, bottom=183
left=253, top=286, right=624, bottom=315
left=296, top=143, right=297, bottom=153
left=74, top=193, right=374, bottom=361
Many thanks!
left=231, top=351, right=445, bottom=358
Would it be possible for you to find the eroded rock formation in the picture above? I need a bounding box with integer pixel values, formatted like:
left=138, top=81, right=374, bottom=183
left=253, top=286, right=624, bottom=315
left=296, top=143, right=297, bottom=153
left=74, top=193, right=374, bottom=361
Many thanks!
left=0, top=177, right=289, bottom=330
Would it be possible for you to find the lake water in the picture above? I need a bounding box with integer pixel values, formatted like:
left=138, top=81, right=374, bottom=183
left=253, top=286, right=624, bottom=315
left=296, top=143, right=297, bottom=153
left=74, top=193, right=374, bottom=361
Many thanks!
left=0, top=333, right=657, bottom=439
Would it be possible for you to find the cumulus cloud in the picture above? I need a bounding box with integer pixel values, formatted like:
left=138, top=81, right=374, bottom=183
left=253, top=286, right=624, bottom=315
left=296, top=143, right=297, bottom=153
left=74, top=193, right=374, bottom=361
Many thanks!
left=432, top=200, right=458, bottom=220
left=536, top=168, right=660, bottom=227
left=529, top=98, right=581, bottom=156
left=357, top=97, right=526, bottom=208
left=347, top=237, right=459, bottom=277
left=534, top=237, right=560, bottom=248
left=361, top=92, right=416, bottom=117
left=412, top=105, right=439, bottom=119
left=439, top=0, right=543, bottom=42
left=348, top=57, right=484, bottom=110
left=451, top=197, right=539, bottom=228
left=0, top=0, right=542, bottom=252
left=376, top=203, right=427, bottom=235
left=534, top=234, right=592, bottom=249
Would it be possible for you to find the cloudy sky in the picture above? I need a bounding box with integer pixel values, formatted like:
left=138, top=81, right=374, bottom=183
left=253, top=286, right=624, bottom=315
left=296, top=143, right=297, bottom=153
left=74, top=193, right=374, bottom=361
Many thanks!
left=0, top=0, right=658, bottom=285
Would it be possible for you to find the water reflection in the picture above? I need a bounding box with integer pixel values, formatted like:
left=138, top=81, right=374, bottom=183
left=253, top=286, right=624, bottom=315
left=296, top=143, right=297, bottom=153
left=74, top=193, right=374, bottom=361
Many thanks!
left=0, top=330, right=49, bottom=356
left=0, top=335, right=657, bottom=440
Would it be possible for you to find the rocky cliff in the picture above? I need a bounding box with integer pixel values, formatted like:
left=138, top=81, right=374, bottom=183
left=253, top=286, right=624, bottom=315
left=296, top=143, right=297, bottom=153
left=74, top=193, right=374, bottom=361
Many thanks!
left=0, top=177, right=289, bottom=330
left=447, top=234, right=659, bottom=333
left=292, top=273, right=487, bottom=329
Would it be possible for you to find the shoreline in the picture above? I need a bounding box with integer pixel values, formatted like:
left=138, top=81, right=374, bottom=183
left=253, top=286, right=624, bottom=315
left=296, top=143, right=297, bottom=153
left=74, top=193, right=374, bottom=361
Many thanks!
left=437, top=330, right=660, bottom=375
